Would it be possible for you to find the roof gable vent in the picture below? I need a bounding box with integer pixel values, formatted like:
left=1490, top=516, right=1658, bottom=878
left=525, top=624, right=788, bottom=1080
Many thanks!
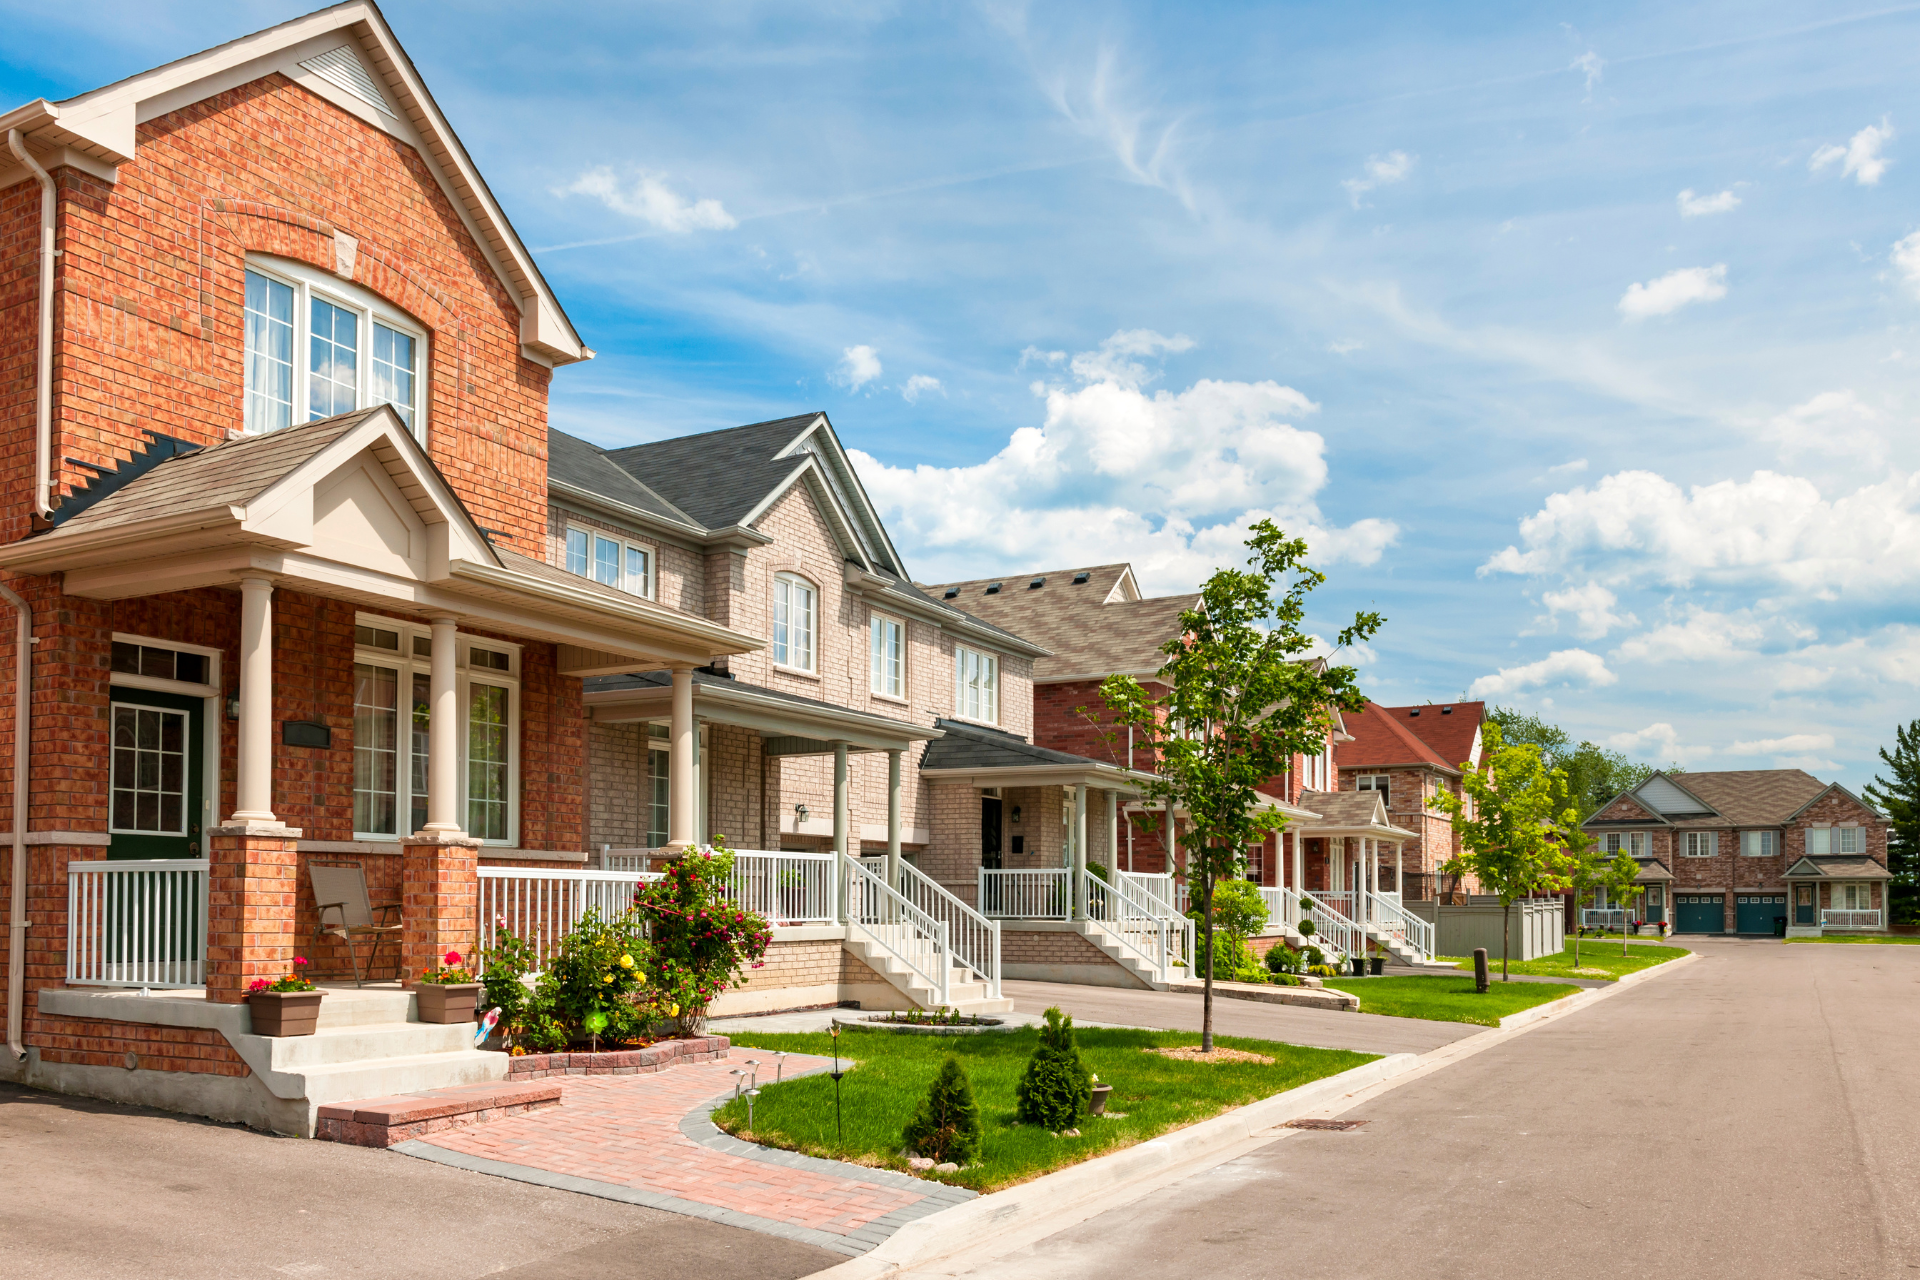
left=298, top=45, right=397, bottom=118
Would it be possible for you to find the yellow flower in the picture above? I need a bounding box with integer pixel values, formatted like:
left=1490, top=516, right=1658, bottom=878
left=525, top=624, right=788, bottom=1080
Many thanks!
left=619, top=954, right=635, bottom=969
left=602, top=973, right=614, bottom=984
left=670, top=1004, right=680, bottom=1017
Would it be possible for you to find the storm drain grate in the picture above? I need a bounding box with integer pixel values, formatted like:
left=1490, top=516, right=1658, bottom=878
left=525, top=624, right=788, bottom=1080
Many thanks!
left=1284, top=1118, right=1368, bottom=1131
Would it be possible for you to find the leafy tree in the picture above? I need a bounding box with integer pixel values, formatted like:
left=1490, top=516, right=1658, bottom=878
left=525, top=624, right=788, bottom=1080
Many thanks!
left=1101, top=521, right=1381, bottom=1050
left=1016, top=1006, right=1092, bottom=1130
left=1864, top=719, right=1920, bottom=925
left=1487, top=706, right=1672, bottom=820
left=631, top=838, right=772, bottom=1034
left=1556, top=819, right=1605, bottom=970
left=1597, top=849, right=1646, bottom=957
left=902, top=1054, right=982, bottom=1166
left=1429, top=722, right=1572, bottom=979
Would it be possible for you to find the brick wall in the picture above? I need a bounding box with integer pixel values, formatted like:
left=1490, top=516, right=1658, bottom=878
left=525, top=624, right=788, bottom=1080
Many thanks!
left=1001, top=927, right=1120, bottom=968
left=34, top=1016, right=248, bottom=1076
left=589, top=722, right=647, bottom=849
left=733, top=939, right=889, bottom=993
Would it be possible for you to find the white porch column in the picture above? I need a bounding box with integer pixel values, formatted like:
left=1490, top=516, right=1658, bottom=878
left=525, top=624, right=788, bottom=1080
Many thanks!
left=1396, top=842, right=1404, bottom=897
left=832, top=742, right=849, bottom=924
left=422, top=616, right=461, bottom=833
left=1072, top=784, right=1088, bottom=918
left=1105, top=789, right=1118, bottom=879
left=231, top=577, right=276, bottom=823
left=1292, top=832, right=1303, bottom=894
left=886, top=749, right=902, bottom=889
left=667, top=666, right=696, bottom=848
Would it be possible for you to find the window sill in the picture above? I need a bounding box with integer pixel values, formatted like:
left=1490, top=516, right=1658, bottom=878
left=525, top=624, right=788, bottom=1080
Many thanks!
left=870, top=689, right=910, bottom=707
left=947, top=713, right=1000, bottom=729
left=772, top=663, right=821, bottom=681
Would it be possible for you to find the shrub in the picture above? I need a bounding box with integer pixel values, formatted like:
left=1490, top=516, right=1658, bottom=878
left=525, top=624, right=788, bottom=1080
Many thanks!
left=1307, top=964, right=1337, bottom=978
left=902, top=1054, right=982, bottom=1166
left=1265, top=945, right=1300, bottom=975
left=1300, top=944, right=1325, bottom=968
left=479, top=922, right=541, bottom=1038
left=1268, top=972, right=1300, bottom=986
left=1016, top=1006, right=1091, bottom=1130
left=632, top=838, right=773, bottom=1033
left=545, top=908, right=652, bottom=1043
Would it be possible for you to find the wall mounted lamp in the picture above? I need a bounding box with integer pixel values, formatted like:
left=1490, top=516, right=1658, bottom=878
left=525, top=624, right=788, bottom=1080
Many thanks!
left=794, top=803, right=810, bottom=824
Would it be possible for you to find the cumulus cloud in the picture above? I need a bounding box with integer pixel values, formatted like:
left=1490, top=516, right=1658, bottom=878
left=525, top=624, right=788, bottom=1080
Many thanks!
left=562, top=167, right=737, bottom=232
left=1342, top=151, right=1414, bottom=208
left=1729, top=733, right=1835, bottom=756
left=1811, top=118, right=1894, bottom=185
left=850, top=329, right=1398, bottom=592
left=1678, top=188, right=1740, bottom=217
left=1538, top=581, right=1634, bottom=639
left=1480, top=469, right=1920, bottom=598
left=901, top=374, right=943, bottom=404
left=1605, top=723, right=1705, bottom=763
left=1618, top=265, right=1728, bottom=320
left=833, top=345, right=883, bottom=391
left=1467, top=649, right=1616, bottom=698
left=1892, top=231, right=1920, bottom=298
left=1612, top=609, right=1774, bottom=665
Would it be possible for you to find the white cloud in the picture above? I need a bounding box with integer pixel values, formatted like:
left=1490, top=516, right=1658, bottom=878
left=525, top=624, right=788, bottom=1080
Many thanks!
left=1618, top=265, right=1728, bottom=320
left=1019, top=346, right=1067, bottom=369
left=1342, top=151, right=1414, bottom=208
left=1729, top=732, right=1835, bottom=756
left=1327, top=339, right=1366, bottom=355
left=1766, top=390, right=1883, bottom=462
left=1571, top=50, right=1605, bottom=97
left=1773, top=625, right=1920, bottom=693
left=1539, top=581, right=1634, bottom=640
left=1613, top=609, right=1771, bottom=664
left=1678, top=188, right=1740, bottom=217
left=1604, top=722, right=1705, bottom=763
left=850, top=329, right=1398, bottom=592
left=901, top=374, right=943, bottom=404
left=561, top=167, right=737, bottom=232
left=1811, top=118, right=1894, bottom=185
left=1481, top=468, right=1920, bottom=598
left=833, top=345, right=883, bottom=391
left=1547, top=458, right=1589, bottom=476
left=1892, top=231, right=1920, bottom=298
left=1466, top=648, right=1616, bottom=698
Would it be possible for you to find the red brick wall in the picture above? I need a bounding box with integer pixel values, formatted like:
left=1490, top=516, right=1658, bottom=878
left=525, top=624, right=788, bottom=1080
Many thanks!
left=35, top=1015, right=248, bottom=1076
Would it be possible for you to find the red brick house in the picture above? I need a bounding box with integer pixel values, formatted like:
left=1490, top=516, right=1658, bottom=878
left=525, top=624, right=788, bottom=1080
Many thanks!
left=1332, top=700, right=1486, bottom=900
left=1581, top=770, right=1890, bottom=935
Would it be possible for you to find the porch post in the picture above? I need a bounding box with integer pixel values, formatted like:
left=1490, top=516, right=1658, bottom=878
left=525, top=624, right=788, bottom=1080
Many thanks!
left=832, top=742, right=849, bottom=924
left=886, top=748, right=902, bottom=889
left=668, top=665, right=696, bottom=849
left=1073, top=784, right=1088, bottom=919
left=231, top=576, right=276, bottom=823
left=422, top=616, right=461, bottom=834
left=1396, top=841, right=1404, bottom=897
left=1293, top=832, right=1303, bottom=894
left=1106, top=789, right=1118, bottom=881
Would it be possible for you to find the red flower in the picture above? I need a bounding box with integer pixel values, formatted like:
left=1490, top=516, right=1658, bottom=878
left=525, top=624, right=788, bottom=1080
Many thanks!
left=444, top=950, right=462, bottom=965
left=293, top=956, right=308, bottom=967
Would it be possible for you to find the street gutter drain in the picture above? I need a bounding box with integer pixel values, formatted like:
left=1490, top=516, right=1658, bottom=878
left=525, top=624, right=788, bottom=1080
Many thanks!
left=1284, top=1119, right=1368, bottom=1131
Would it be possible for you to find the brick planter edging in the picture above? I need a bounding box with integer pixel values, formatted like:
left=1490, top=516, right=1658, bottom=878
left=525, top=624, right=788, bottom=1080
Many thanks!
left=317, top=1080, right=563, bottom=1148
left=505, top=1035, right=731, bottom=1079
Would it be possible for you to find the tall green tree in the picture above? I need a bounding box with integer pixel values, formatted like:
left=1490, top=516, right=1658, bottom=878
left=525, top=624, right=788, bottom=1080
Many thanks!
left=1556, top=817, right=1605, bottom=969
left=1597, top=851, right=1647, bottom=957
left=1864, top=719, right=1920, bottom=925
left=1101, top=521, right=1381, bottom=1051
left=1428, top=723, right=1572, bottom=979
left=1487, top=706, right=1672, bottom=820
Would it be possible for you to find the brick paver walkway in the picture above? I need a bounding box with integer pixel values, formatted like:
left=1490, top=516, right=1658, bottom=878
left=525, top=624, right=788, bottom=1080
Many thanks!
left=393, top=1052, right=972, bottom=1256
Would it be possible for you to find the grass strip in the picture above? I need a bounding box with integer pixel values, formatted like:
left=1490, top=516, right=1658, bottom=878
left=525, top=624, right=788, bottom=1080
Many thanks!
left=1434, top=944, right=1688, bottom=982
left=712, top=1025, right=1371, bottom=1192
left=1784, top=934, right=1920, bottom=945
left=1320, top=975, right=1581, bottom=1026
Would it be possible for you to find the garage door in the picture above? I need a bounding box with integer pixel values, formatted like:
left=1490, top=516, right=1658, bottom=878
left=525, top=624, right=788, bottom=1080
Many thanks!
left=1676, top=894, right=1725, bottom=933
left=1736, top=894, right=1788, bottom=934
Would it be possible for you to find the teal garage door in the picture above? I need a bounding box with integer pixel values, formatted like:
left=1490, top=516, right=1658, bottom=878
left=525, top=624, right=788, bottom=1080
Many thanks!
left=1676, top=894, right=1725, bottom=933
left=1736, top=894, right=1787, bottom=934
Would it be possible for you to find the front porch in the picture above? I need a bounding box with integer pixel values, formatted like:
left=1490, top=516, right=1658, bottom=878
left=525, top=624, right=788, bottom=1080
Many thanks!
left=1784, top=855, right=1891, bottom=937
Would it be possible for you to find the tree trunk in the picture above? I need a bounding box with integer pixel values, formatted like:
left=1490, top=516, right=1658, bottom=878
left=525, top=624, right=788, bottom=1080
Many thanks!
left=1501, top=900, right=1511, bottom=980
left=1201, top=869, right=1215, bottom=1052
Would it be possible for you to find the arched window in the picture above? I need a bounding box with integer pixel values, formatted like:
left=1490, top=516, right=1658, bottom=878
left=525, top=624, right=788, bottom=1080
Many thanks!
left=773, top=573, right=817, bottom=672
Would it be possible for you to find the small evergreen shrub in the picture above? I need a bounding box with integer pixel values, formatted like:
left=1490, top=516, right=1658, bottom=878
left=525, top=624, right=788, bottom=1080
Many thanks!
left=1016, top=1006, right=1091, bottom=1130
left=902, top=1054, right=982, bottom=1165
left=1265, top=945, right=1300, bottom=975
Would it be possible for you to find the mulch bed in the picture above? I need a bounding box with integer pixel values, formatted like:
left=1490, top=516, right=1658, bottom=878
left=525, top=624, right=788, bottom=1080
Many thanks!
left=1147, top=1045, right=1275, bottom=1065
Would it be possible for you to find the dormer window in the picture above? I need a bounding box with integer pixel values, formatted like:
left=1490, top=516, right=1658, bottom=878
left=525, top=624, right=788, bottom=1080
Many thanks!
left=243, top=256, right=426, bottom=439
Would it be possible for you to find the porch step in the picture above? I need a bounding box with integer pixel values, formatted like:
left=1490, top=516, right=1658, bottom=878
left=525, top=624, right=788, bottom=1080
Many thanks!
left=842, top=936, right=1014, bottom=1015
left=265, top=1020, right=475, bottom=1071
left=311, top=985, right=417, bottom=1028
left=1079, top=919, right=1183, bottom=991
left=316, top=1079, right=562, bottom=1148
left=289, top=1048, right=508, bottom=1109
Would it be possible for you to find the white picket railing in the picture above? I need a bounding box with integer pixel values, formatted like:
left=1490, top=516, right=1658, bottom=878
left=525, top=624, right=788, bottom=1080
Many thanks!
left=603, top=848, right=837, bottom=925
left=1822, top=909, right=1882, bottom=930
left=1362, top=891, right=1436, bottom=962
left=878, top=859, right=1000, bottom=998
left=1296, top=893, right=1364, bottom=959
left=842, top=854, right=951, bottom=1006
left=478, top=865, right=661, bottom=973
left=977, top=867, right=1071, bottom=919
left=1582, top=908, right=1627, bottom=930
left=1119, top=871, right=1177, bottom=912
left=1084, top=869, right=1194, bottom=984
left=67, top=859, right=208, bottom=988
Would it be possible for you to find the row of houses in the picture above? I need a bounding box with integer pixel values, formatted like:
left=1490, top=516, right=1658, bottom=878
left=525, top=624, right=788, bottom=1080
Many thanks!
left=0, top=4, right=1889, bottom=1134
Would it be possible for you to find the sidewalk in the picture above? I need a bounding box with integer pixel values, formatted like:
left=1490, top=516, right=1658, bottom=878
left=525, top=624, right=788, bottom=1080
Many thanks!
left=393, top=1052, right=973, bottom=1257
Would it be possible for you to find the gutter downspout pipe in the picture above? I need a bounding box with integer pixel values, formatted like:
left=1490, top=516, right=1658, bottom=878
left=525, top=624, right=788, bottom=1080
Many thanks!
left=0, top=582, right=29, bottom=1062
left=7, top=129, right=54, bottom=519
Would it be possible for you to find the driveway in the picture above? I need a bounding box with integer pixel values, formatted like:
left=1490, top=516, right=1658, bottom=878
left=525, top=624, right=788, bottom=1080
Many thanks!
left=974, top=939, right=1920, bottom=1279
left=0, top=1081, right=841, bottom=1280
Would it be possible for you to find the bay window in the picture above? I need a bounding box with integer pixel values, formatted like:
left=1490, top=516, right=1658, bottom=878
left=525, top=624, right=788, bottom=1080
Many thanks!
left=871, top=613, right=904, bottom=698
left=242, top=256, right=426, bottom=438
left=773, top=574, right=817, bottom=672
left=955, top=644, right=998, bottom=723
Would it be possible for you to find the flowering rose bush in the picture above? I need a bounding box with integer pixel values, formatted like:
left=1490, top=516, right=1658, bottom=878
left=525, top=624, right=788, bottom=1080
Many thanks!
left=631, top=838, right=771, bottom=1034
left=246, top=957, right=315, bottom=995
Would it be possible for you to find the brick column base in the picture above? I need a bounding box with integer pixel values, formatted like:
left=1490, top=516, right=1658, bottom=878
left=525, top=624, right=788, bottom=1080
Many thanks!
left=206, top=822, right=304, bottom=1005
left=403, top=832, right=482, bottom=983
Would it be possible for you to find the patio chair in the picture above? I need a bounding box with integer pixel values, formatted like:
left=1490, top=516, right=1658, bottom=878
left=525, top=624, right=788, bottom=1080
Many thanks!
left=309, top=860, right=401, bottom=987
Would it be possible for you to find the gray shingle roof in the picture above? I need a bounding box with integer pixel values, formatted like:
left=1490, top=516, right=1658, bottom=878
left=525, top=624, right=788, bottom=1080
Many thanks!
left=1662, top=770, right=1827, bottom=827
left=600, top=415, right=818, bottom=530
left=924, top=563, right=1195, bottom=679
left=584, top=667, right=926, bottom=733
left=1296, top=790, right=1389, bottom=828
left=920, top=718, right=1116, bottom=773
left=549, top=429, right=698, bottom=527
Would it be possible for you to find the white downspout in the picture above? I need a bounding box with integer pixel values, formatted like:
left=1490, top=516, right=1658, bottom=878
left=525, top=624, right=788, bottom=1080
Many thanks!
left=0, top=581, right=30, bottom=1062
left=7, top=129, right=54, bottom=519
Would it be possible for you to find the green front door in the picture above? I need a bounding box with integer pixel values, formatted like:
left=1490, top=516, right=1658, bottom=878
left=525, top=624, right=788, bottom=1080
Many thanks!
left=1676, top=893, right=1725, bottom=933
left=1736, top=894, right=1787, bottom=934
left=1794, top=885, right=1816, bottom=926
left=108, top=687, right=205, bottom=860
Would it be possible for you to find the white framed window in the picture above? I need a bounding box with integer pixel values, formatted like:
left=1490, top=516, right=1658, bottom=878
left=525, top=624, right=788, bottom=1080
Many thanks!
left=1683, top=831, right=1719, bottom=858
left=1356, top=774, right=1390, bottom=804
left=1806, top=827, right=1832, bottom=855
left=1605, top=832, right=1650, bottom=856
left=562, top=525, right=653, bottom=599
left=954, top=644, right=999, bottom=724
left=773, top=573, right=817, bottom=672
left=109, top=702, right=190, bottom=835
left=1741, top=830, right=1778, bottom=857
left=243, top=255, right=427, bottom=439
left=871, top=613, right=905, bottom=699
left=352, top=615, right=519, bottom=844
left=1839, top=883, right=1873, bottom=910
left=1836, top=826, right=1865, bottom=855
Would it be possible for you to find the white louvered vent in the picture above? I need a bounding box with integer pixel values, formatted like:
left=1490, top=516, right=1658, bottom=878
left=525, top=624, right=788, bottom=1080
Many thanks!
left=1636, top=776, right=1711, bottom=815
left=298, top=45, right=396, bottom=118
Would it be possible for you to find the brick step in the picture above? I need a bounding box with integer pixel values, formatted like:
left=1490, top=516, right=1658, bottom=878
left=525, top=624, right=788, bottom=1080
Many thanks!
left=316, top=1079, right=562, bottom=1147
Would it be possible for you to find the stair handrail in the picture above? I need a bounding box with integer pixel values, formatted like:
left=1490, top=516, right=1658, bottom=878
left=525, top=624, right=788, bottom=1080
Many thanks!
left=1363, top=890, right=1436, bottom=962
left=840, top=854, right=951, bottom=1007
left=1297, top=892, right=1361, bottom=961
left=1084, top=868, right=1192, bottom=982
left=889, top=859, right=1001, bottom=998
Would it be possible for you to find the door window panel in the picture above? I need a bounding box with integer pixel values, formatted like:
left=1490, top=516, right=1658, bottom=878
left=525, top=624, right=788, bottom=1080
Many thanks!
left=110, top=705, right=188, bottom=834
left=409, top=672, right=431, bottom=835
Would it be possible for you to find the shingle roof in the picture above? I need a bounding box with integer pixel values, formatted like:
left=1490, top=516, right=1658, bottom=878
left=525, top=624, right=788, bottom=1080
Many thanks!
left=584, top=668, right=927, bottom=733
left=920, top=718, right=1118, bottom=773
left=923, top=564, right=1194, bottom=680
left=1785, top=856, right=1888, bottom=878
left=863, top=565, right=1040, bottom=652
left=549, top=429, right=698, bottom=527
left=1337, top=702, right=1459, bottom=773
left=1390, top=702, right=1485, bottom=771
left=1296, top=789, right=1389, bottom=828
left=600, top=415, right=818, bottom=530
left=1657, top=770, right=1828, bottom=827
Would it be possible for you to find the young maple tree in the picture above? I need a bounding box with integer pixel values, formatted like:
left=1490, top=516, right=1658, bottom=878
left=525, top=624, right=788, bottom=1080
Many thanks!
left=1100, top=520, right=1381, bottom=1052
left=1557, top=816, right=1644, bottom=966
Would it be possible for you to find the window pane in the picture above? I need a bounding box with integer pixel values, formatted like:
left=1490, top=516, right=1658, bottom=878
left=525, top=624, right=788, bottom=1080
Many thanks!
left=244, top=270, right=294, bottom=433
left=772, top=579, right=790, bottom=666
left=566, top=529, right=589, bottom=577
left=410, top=672, right=430, bottom=836
left=109, top=704, right=187, bottom=834
left=308, top=296, right=359, bottom=420
left=355, top=624, right=399, bottom=651
left=647, top=744, right=670, bottom=848
left=111, top=642, right=140, bottom=675
left=795, top=582, right=814, bottom=671
left=140, top=646, right=175, bottom=680
left=594, top=536, right=620, bottom=586
left=353, top=663, right=399, bottom=835
left=467, top=683, right=510, bottom=841
left=372, top=322, right=417, bottom=429
left=626, top=546, right=649, bottom=596
left=175, top=652, right=207, bottom=684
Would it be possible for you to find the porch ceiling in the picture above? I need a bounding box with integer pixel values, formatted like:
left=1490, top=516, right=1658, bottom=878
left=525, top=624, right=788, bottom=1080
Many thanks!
left=584, top=670, right=939, bottom=753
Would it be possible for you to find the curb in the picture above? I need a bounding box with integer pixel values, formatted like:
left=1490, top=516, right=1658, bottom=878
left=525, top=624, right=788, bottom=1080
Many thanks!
left=1495, top=949, right=1700, bottom=1030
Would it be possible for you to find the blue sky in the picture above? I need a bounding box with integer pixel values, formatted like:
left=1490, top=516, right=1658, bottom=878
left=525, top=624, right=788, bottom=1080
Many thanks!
left=5, top=1, right=1918, bottom=792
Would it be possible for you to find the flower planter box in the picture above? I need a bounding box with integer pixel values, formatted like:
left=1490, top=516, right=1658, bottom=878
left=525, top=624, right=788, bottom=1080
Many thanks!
left=248, top=990, right=324, bottom=1037
left=413, top=982, right=482, bottom=1024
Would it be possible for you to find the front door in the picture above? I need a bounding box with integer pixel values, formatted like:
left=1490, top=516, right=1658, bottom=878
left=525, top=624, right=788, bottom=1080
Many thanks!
left=108, top=687, right=205, bottom=860
left=980, top=797, right=1003, bottom=869
left=1795, top=884, right=1815, bottom=925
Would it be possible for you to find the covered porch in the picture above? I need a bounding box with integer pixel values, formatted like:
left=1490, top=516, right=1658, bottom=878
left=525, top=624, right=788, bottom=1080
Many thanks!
left=1784, top=856, right=1891, bottom=937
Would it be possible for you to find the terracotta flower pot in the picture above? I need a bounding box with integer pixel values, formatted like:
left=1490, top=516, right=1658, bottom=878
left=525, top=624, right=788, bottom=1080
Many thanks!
left=248, top=990, right=324, bottom=1037
left=414, top=982, right=482, bottom=1024
left=1088, top=1084, right=1114, bottom=1116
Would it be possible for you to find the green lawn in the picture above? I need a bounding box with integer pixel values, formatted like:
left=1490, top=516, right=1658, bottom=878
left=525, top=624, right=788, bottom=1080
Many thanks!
left=1784, top=934, right=1920, bottom=945
left=1436, top=943, right=1689, bottom=982
left=1320, top=975, right=1582, bottom=1026
left=712, top=1024, right=1371, bottom=1192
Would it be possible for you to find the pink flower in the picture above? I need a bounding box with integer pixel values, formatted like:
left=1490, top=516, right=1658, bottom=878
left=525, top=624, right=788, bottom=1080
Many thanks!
left=293, top=956, right=308, bottom=966
left=444, top=950, right=462, bottom=965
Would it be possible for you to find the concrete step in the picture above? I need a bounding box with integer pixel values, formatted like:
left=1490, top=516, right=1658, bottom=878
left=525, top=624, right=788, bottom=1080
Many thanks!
left=293, top=1048, right=508, bottom=1108
left=266, top=1020, right=475, bottom=1070
left=311, top=986, right=417, bottom=1028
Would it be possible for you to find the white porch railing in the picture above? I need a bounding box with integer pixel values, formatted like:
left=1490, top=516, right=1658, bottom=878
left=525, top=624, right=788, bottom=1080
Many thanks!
left=67, top=859, right=208, bottom=988
left=1084, top=868, right=1193, bottom=983
left=977, top=867, right=1071, bottom=920
left=842, top=854, right=951, bottom=1007
left=1582, top=908, right=1627, bottom=930
left=1119, top=871, right=1177, bottom=912
left=478, top=865, right=661, bottom=973
left=1822, top=909, right=1882, bottom=930
left=1296, top=893, right=1364, bottom=959
left=877, top=859, right=1000, bottom=998
left=604, top=848, right=838, bottom=925
left=1362, top=891, right=1436, bottom=963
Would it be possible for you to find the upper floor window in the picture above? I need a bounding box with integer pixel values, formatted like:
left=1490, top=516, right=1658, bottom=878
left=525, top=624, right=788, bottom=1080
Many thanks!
left=955, top=644, right=998, bottom=723
left=1807, top=826, right=1864, bottom=855
left=1741, top=830, right=1778, bottom=857
left=1605, top=832, right=1649, bottom=856
left=1682, top=831, right=1719, bottom=857
left=1356, top=774, right=1390, bottom=803
left=563, top=526, right=653, bottom=599
left=243, top=257, right=427, bottom=439
left=871, top=614, right=904, bottom=699
left=773, top=574, right=816, bottom=672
